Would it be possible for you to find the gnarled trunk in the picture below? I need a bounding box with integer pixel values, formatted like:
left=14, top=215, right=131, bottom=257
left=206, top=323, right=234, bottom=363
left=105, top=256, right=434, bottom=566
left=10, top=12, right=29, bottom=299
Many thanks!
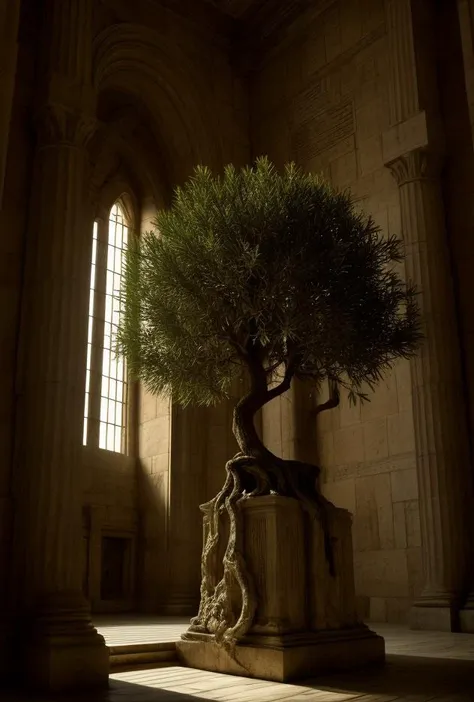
left=188, top=363, right=335, bottom=651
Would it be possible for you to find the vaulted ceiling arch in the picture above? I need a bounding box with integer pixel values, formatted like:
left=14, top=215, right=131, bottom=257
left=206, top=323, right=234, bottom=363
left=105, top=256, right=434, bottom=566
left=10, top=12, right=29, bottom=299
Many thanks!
left=92, top=22, right=222, bottom=180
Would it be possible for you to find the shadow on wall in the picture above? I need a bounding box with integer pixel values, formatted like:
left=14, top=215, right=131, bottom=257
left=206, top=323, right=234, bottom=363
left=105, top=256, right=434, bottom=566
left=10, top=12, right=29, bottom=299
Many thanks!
left=136, top=461, right=170, bottom=613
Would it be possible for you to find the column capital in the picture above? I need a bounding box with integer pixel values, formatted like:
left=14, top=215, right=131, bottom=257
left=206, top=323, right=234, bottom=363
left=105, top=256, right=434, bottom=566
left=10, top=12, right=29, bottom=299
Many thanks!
left=36, top=103, right=97, bottom=150
left=386, top=148, right=443, bottom=187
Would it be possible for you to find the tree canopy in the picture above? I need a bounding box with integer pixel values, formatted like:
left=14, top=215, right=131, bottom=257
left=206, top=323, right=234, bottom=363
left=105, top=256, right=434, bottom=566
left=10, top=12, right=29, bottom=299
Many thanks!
left=117, top=157, right=421, bottom=406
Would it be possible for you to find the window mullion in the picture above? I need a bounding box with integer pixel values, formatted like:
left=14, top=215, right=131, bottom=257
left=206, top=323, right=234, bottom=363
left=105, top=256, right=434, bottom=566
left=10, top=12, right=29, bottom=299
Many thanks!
left=88, top=217, right=108, bottom=447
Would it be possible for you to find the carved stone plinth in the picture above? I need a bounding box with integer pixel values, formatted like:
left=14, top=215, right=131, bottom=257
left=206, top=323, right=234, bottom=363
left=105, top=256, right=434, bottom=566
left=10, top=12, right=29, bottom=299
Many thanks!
left=177, top=496, right=384, bottom=682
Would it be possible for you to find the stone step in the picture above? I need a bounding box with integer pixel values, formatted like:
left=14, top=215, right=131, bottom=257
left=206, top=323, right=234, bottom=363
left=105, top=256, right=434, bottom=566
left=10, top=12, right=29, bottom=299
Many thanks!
left=109, top=641, right=179, bottom=672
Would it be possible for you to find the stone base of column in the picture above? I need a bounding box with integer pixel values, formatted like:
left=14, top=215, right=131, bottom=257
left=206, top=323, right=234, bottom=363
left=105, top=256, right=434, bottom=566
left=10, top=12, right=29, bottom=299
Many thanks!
left=0, top=617, right=8, bottom=679
left=460, top=594, right=474, bottom=633
left=410, top=604, right=458, bottom=632
left=177, top=627, right=384, bottom=683
left=460, top=610, right=474, bottom=633
left=25, top=592, right=109, bottom=692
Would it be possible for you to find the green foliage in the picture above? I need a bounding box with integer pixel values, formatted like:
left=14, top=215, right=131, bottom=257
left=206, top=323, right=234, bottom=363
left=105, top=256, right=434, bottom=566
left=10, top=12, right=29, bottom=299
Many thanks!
left=117, top=157, right=421, bottom=406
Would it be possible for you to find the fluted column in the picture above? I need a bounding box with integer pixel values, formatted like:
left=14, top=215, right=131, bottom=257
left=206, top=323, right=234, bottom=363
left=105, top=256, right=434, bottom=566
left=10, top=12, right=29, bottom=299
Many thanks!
left=385, top=0, right=419, bottom=124
left=12, top=103, right=108, bottom=693
left=0, top=0, right=21, bottom=207
left=387, top=149, right=474, bottom=630
left=384, top=0, right=474, bottom=632
left=11, top=0, right=108, bottom=690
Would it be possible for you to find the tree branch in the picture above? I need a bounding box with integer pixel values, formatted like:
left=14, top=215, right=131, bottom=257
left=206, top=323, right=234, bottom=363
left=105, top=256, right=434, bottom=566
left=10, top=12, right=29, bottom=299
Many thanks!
left=264, top=356, right=297, bottom=403
left=312, top=380, right=340, bottom=416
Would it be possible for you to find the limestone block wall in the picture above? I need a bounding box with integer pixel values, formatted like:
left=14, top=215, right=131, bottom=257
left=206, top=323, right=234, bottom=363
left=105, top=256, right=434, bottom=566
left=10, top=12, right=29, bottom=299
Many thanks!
left=137, top=389, right=172, bottom=611
left=251, top=0, right=422, bottom=623
left=318, top=369, right=421, bottom=623
left=261, top=387, right=299, bottom=460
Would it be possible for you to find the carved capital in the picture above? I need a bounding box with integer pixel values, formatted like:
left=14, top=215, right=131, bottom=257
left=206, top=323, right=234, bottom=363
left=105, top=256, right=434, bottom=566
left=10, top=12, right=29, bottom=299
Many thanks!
left=36, top=103, right=97, bottom=150
left=386, top=148, right=443, bottom=187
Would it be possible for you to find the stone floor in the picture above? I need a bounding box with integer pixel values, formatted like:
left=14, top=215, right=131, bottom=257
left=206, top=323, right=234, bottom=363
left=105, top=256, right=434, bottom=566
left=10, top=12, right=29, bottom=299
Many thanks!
left=95, top=615, right=191, bottom=646
left=7, top=618, right=474, bottom=701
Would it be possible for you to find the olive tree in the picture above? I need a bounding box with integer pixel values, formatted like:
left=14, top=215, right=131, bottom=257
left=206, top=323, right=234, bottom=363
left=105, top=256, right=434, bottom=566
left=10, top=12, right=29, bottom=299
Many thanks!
left=117, top=157, right=420, bottom=647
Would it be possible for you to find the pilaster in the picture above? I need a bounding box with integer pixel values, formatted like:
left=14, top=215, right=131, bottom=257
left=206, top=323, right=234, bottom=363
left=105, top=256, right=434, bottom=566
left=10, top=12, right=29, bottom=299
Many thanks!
left=384, top=0, right=474, bottom=631
left=11, top=0, right=108, bottom=690
left=386, top=149, right=473, bottom=630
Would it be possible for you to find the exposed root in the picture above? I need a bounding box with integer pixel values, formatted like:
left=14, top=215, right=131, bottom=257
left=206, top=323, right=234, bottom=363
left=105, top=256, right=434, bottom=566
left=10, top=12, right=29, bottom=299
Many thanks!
left=189, top=453, right=258, bottom=648
left=189, top=452, right=335, bottom=647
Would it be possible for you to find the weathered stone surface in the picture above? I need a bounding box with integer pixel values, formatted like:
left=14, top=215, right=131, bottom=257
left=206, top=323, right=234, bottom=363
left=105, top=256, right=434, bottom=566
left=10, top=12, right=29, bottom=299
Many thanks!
left=179, top=495, right=384, bottom=681
left=177, top=628, right=384, bottom=682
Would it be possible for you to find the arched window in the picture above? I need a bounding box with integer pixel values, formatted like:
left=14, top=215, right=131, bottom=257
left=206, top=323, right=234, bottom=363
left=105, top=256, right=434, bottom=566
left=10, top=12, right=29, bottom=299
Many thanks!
left=83, top=200, right=131, bottom=453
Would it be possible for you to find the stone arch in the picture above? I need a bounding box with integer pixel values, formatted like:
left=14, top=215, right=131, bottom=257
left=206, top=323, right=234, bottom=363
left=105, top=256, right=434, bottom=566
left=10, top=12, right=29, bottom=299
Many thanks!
left=89, top=95, right=170, bottom=212
left=92, top=22, right=222, bottom=180
left=95, top=176, right=140, bottom=230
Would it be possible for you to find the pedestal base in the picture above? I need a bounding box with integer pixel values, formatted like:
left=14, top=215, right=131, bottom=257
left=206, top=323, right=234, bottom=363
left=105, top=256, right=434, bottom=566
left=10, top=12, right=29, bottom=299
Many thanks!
left=460, top=608, right=474, bottom=633
left=177, top=627, right=385, bottom=683
left=410, top=605, right=457, bottom=632
left=27, top=631, right=109, bottom=691
left=25, top=593, right=109, bottom=691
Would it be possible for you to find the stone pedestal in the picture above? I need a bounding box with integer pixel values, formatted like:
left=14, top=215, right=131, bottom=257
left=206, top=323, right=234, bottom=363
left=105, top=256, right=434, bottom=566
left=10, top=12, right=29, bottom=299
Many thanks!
left=177, top=496, right=384, bottom=682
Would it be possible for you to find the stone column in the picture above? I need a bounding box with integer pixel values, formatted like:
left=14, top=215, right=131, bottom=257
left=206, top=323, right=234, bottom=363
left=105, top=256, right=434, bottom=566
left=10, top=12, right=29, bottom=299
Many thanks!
left=385, top=0, right=419, bottom=125
left=12, top=102, right=108, bottom=691
left=0, top=0, right=21, bottom=207
left=387, top=149, right=473, bottom=630
left=384, top=0, right=474, bottom=631
left=11, top=0, right=109, bottom=690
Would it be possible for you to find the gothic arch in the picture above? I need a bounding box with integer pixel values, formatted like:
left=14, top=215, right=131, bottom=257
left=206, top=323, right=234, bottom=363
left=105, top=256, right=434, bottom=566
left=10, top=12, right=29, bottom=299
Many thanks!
left=92, top=23, right=222, bottom=179
left=89, top=99, right=169, bottom=211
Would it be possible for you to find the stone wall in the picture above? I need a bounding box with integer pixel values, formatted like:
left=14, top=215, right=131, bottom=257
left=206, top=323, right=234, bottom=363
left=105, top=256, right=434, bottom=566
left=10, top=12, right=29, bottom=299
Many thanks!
left=81, top=0, right=249, bottom=614
left=251, top=0, right=423, bottom=623
left=137, top=389, right=172, bottom=611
